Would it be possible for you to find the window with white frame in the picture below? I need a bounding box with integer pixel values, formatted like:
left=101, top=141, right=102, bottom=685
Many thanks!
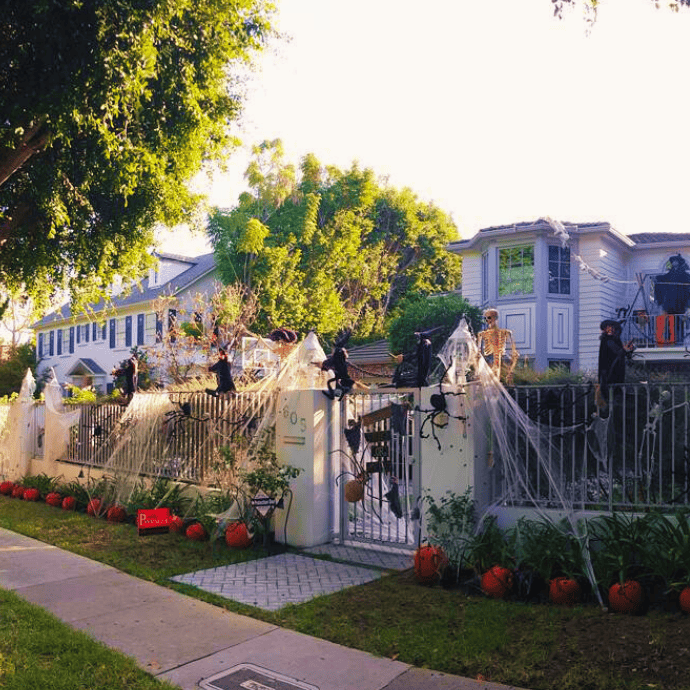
left=548, top=246, right=571, bottom=295
left=482, top=251, right=489, bottom=302
left=499, top=245, right=534, bottom=296
left=116, top=318, right=127, bottom=348
left=145, top=313, right=157, bottom=344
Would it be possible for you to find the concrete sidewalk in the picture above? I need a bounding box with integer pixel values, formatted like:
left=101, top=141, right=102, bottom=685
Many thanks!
left=0, top=528, right=523, bottom=690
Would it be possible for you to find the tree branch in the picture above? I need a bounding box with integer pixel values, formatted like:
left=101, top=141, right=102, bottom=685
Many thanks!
left=0, top=119, right=50, bottom=188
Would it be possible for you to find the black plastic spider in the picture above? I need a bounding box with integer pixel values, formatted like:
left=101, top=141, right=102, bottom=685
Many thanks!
left=416, top=383, right=467, bottom=452
left=163, top=399, right=210, bottom=441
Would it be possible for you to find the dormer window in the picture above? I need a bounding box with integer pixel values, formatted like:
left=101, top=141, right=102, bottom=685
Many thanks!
left=111, top=274, right=123, bottom=297
left=149, top=268, right=161, bottom=287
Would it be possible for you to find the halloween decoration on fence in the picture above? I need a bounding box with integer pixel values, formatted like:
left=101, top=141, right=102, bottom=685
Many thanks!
left=391, top=327, right=442, bottom=388
left=205, top=347, right=237, bottom=397
left=475, top=308, right=519, bottom=384
left=596, top=320, right=634, bottom=409
left=415, top=364, right=467, bottom=452
left=162, top=399, right=211, bottom=441
left=320, top=329, right=356, bottom=400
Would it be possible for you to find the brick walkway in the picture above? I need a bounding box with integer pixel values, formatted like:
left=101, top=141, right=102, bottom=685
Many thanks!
left=171, top=543, right=413, bottom=611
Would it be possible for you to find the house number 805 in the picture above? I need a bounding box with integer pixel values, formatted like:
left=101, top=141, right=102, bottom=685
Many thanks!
left=282, top=406, right=306, bottom=432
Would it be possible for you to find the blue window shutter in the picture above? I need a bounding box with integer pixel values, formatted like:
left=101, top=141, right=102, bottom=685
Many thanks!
left=102, top=322, right=107, bottom=340
left=57, top=330, right=62, bottom=356
left=85, top=324, right=90, bottom=343
left=76, top=326, right=80, bottom=345
left=125, top=315, right=132, bottom=347
left=69, top=326, right=75, bottom=353
left=156, top=313, right=163, bottom=343
left=109, top=319, right=116, bottom=348
left=137, top=314, right=145, bottom=345
left=38, top=333, right=44, bottom=358
left=92, top=322, right=97, bottom=341
left=49, top=331, right=54, bottom=356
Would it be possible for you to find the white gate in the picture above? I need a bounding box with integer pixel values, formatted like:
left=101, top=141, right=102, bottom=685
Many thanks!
left=338, top=391, right=420, bottom=549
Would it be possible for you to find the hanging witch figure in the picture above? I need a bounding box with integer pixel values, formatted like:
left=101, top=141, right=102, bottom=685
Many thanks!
left=320, top=329, right=356, bottom=400
left=390, top=327, right=441, bottom=388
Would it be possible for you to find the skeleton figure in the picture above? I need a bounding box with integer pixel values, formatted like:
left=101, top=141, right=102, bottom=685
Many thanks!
left=475, top=308, right=519, bottom=384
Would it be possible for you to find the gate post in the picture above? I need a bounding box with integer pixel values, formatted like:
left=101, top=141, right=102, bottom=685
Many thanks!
left=274, top=389, right=336, bottom=548
left=417, top=382, right=491, bottom=539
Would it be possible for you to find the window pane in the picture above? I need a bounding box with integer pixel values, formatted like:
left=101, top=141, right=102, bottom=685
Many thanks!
left=548, top=246, right=570, bottom=295
left=499, top=245, right=534, bottom=296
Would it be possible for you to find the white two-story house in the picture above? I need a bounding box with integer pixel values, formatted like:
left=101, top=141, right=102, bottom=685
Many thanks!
left=449, top=219, right=690, bottom=374
left=33, top=252, right=218, bottom=393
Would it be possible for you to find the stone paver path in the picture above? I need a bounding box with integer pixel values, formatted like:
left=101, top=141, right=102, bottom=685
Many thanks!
left=171, top=543, right=413, bottom=611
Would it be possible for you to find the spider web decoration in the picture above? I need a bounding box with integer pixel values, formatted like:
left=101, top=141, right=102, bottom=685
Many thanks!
left=441, top=319, right=605, bottom=606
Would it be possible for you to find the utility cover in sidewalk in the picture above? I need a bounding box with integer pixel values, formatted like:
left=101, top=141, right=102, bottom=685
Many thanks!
left=200, top=663, right=318, bottom=690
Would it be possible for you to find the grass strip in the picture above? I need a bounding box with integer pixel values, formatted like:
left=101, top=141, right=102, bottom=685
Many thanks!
left=0, top=588, right=176, bottom=690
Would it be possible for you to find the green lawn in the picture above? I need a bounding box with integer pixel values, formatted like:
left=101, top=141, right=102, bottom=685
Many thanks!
left=1, top=497, right=689, bottom=690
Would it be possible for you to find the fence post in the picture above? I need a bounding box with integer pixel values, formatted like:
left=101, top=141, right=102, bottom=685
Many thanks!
left=273, top=389, right=335, bottom=548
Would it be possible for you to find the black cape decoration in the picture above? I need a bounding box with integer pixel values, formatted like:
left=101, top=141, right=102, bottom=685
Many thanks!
left=653, top=254, right=690, bottom=314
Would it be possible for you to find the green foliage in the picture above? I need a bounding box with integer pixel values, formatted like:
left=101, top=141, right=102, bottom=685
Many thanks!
left=64, top=384, right=98, bottom=404
left=511, top=517, right=585, bottom=581
left=209, top=140, right=462, bottom=339
left=0, top=0, right=274, bottom=309
left=112, top=347, right=153, bottom=392
left=21, top=473, right=60, bottom=497
left=0, top=344, right=36, bottom=398
left=466, top=515, right=512, bottom=572
left=122, top=478, right=193, bottom=517
left=387, top=293, right=482, bottom=356
left=424, top=489, right=476, bottom=571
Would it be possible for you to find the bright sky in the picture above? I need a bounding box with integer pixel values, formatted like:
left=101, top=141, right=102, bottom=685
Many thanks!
left=162, top=0, right=690, bottom=254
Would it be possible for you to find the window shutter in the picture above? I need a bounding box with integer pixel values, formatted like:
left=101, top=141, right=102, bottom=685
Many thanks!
left=57, top=330, right=62, bottom=356
left=38, top=333, right=44, bottom=359
left=137, top=313, right=145, bottom=345
left=76, top=326, right=80, bottom=345
left=49, top=331, right=54, bottom=356
left=109, top=319, right=116, bottom=348
left=92, top=322, right=97, bottom=341
left=69, top=326, right=75, bottom=354
left=125, top=315, right=132, bottom=347
left=85, top=324, right=90, bottom=343
left=102, top=322, right=107, bottom=340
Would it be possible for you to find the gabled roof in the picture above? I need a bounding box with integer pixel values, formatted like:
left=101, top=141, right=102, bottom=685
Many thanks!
left=347, top=340, right=392, bottom=365
left=67, top=358, right=108, bottom=376
left=34, top=252, right=216, bottom=328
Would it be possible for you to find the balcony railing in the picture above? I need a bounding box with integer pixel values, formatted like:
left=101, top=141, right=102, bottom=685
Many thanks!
left=621, top=311, right=690, bottom=350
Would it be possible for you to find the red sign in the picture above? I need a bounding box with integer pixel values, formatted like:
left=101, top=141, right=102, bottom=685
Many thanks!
left=137, top=508, right=171, bottom=536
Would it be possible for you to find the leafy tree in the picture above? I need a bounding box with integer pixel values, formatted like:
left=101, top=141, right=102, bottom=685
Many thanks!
left=209, top=140, right=462, bottom=340
left=145, top=282, right=258, bottom=385
left=0, top=0, right=274, bottom=312
left=387, top=293, right=482, bottom=357
left=0, top=344, right=36, bottom=398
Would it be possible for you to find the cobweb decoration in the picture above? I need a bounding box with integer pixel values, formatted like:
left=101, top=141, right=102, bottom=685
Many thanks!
left=448, top=319, right=604, bottom=605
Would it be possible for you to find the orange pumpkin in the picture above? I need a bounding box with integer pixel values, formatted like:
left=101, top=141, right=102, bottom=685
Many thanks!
left=549, top=577, right=581, bottom=606
left=186, top=523, right=207, bottom=541
left=22, top=488, right=40, bottom=502
left=45, top=492, right=62, bottom=507
left=481, top=565, right=514, bottom=599
left=608, top=580, right=644, bottom=614
left=106, top=505, right=127, bottom=523
left=679, top=586, right=690, bottom=614
left=225, top=521, right=253, bottom=549
left=413, top=544, right=448, bottom=584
